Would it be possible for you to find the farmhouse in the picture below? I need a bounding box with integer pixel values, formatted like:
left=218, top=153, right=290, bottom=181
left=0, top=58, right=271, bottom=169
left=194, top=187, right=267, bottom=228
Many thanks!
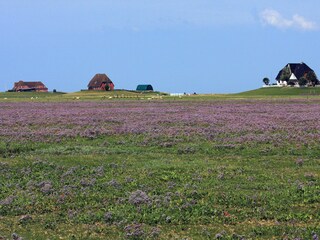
left=12, top=81, right=48, bottom=92
left=136, top=84, right=153, bottom=91
left=276, top=62, right=318, bottom=86
left=88, top=74, right=114, bottom=91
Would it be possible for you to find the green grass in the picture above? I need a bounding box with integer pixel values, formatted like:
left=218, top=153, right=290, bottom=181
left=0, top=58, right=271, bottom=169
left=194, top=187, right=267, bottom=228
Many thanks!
left=59, top=90, right=168, bottom=101
left=0, top=135, right=319, bottom=239
left=3, top=87, right=320, bottom=102
left=234, top=86, right=320, bottom=97
left=0, top=91, right=65, bottom=100
left=0, top=90, right=170, bottom=102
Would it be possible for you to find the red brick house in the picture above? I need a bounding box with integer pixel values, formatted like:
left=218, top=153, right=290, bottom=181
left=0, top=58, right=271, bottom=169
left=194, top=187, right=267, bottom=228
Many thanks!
left=12, top=81, right=48, bottom=92
left=88, top=74, right=114, bottom=91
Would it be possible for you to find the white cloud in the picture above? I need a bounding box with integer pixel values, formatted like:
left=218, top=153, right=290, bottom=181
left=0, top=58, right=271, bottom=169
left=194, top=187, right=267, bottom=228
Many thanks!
left=260, top=9, right=292, bottom=28
left=260, top=9, right=317, bottom=30
left=292, top=14, right=317, bottom=30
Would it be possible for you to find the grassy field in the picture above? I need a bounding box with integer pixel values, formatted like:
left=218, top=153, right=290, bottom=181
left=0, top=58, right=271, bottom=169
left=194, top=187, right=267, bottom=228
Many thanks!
left=0, top=90, right=168, bottom=102
left=0, top=89, right=319, bottom=239
left=2, top=87, right=320, bottom=102
left=234, top=86, right=320, bottom=97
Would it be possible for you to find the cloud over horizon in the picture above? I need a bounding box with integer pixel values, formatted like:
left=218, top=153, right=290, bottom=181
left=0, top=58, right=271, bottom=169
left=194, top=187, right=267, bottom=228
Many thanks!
left=260, top=9, right=317, bottom=31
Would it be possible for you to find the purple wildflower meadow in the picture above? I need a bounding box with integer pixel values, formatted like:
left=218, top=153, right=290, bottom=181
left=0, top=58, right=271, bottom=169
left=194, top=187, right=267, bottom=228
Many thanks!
left=0, top=100, right=320, bottom=146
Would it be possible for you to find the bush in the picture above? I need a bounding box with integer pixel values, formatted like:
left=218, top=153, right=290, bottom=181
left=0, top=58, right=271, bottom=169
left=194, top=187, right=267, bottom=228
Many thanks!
left=298, top=77, right=307, bottom=86
left=263, top=77, right=270, bottom=85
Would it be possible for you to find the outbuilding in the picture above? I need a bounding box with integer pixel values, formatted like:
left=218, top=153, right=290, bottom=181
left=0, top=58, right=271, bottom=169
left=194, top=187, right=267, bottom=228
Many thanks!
left=136, top=84, right=153, bottom=91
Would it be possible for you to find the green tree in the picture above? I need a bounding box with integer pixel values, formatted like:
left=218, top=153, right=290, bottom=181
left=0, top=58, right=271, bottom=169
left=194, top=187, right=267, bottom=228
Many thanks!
left=306, top=71, right=319, bottom=86
left=105, top=84, right=110, bottom=91
left=263, top=77, right=270, bottom=85
left=280, top=66, right=291, bottom=82
left=298, top=77, right=307, bottom=86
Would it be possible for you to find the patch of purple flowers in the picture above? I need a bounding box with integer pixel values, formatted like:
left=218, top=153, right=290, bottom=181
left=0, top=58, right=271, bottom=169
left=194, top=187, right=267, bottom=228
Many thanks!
left=128, top=190, right=150, bottom=206
left=124, top=224, right=145, bottom=239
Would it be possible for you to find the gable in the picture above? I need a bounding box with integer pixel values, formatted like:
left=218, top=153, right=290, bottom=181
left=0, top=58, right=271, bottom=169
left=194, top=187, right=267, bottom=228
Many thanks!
left=289, top=73, right=297, bottom=80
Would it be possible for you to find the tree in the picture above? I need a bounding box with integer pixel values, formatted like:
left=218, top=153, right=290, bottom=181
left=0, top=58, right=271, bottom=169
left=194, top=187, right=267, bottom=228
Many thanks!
left=298, top=77, right=307, bottom=86
left=306, top=71, right=319, bottom=86
left=263, top=77, right=270, bottom=85
left=105, top=84, right=110, bottom=91
left=280, top=66, right=291, bottom=82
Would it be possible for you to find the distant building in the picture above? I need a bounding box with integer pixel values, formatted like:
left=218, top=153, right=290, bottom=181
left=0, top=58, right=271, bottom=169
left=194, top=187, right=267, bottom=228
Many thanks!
left=276, top=62, right=319, bottom=86
left=88, top=74, right=114, bottom=91
left=136, top=84, right=153, bottom=91
left=12, top=81, right=48, bottom=92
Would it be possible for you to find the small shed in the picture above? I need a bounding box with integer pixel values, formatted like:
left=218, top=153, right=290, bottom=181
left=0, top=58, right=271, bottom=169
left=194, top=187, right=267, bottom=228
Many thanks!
left=136, top=84, right=153, bottom=91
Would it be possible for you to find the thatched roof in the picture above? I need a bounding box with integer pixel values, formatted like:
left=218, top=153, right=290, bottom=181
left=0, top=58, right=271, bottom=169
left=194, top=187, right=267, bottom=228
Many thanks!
left=14, top=81, right=47, bottom=89
left=88, top=74, right=113, bottom=88
left=276, top=62, right=315, bottom=81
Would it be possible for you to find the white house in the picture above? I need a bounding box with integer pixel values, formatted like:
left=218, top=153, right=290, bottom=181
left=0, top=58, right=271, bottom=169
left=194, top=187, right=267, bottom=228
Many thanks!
left=276, top=62, right=318, bottom=86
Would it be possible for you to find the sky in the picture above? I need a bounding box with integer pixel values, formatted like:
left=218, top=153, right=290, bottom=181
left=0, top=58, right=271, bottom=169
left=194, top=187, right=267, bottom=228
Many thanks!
left=1, top=0, right=320, bottom=93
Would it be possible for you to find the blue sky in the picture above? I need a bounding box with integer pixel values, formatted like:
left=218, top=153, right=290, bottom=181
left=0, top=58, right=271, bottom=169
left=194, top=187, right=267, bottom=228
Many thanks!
left=1, top=0, right=320, bottom=93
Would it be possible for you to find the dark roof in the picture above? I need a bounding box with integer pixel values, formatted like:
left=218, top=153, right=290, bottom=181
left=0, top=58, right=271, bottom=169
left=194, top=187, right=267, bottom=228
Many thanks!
left=276, top=62, right=314, bottom=80
left=14, top=81, right=46, bottom=88
left=88, top=74, right=113, bottom=88
left=136, top=84, right=153, bottom=91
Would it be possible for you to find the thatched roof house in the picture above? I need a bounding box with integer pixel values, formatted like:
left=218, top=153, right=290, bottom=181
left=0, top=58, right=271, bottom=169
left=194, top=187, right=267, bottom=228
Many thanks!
left=12, top=81, right=48, bottom=92
left=88, top=74, right=114, bottom=91
left=276, top=62, right=318, bottom=86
